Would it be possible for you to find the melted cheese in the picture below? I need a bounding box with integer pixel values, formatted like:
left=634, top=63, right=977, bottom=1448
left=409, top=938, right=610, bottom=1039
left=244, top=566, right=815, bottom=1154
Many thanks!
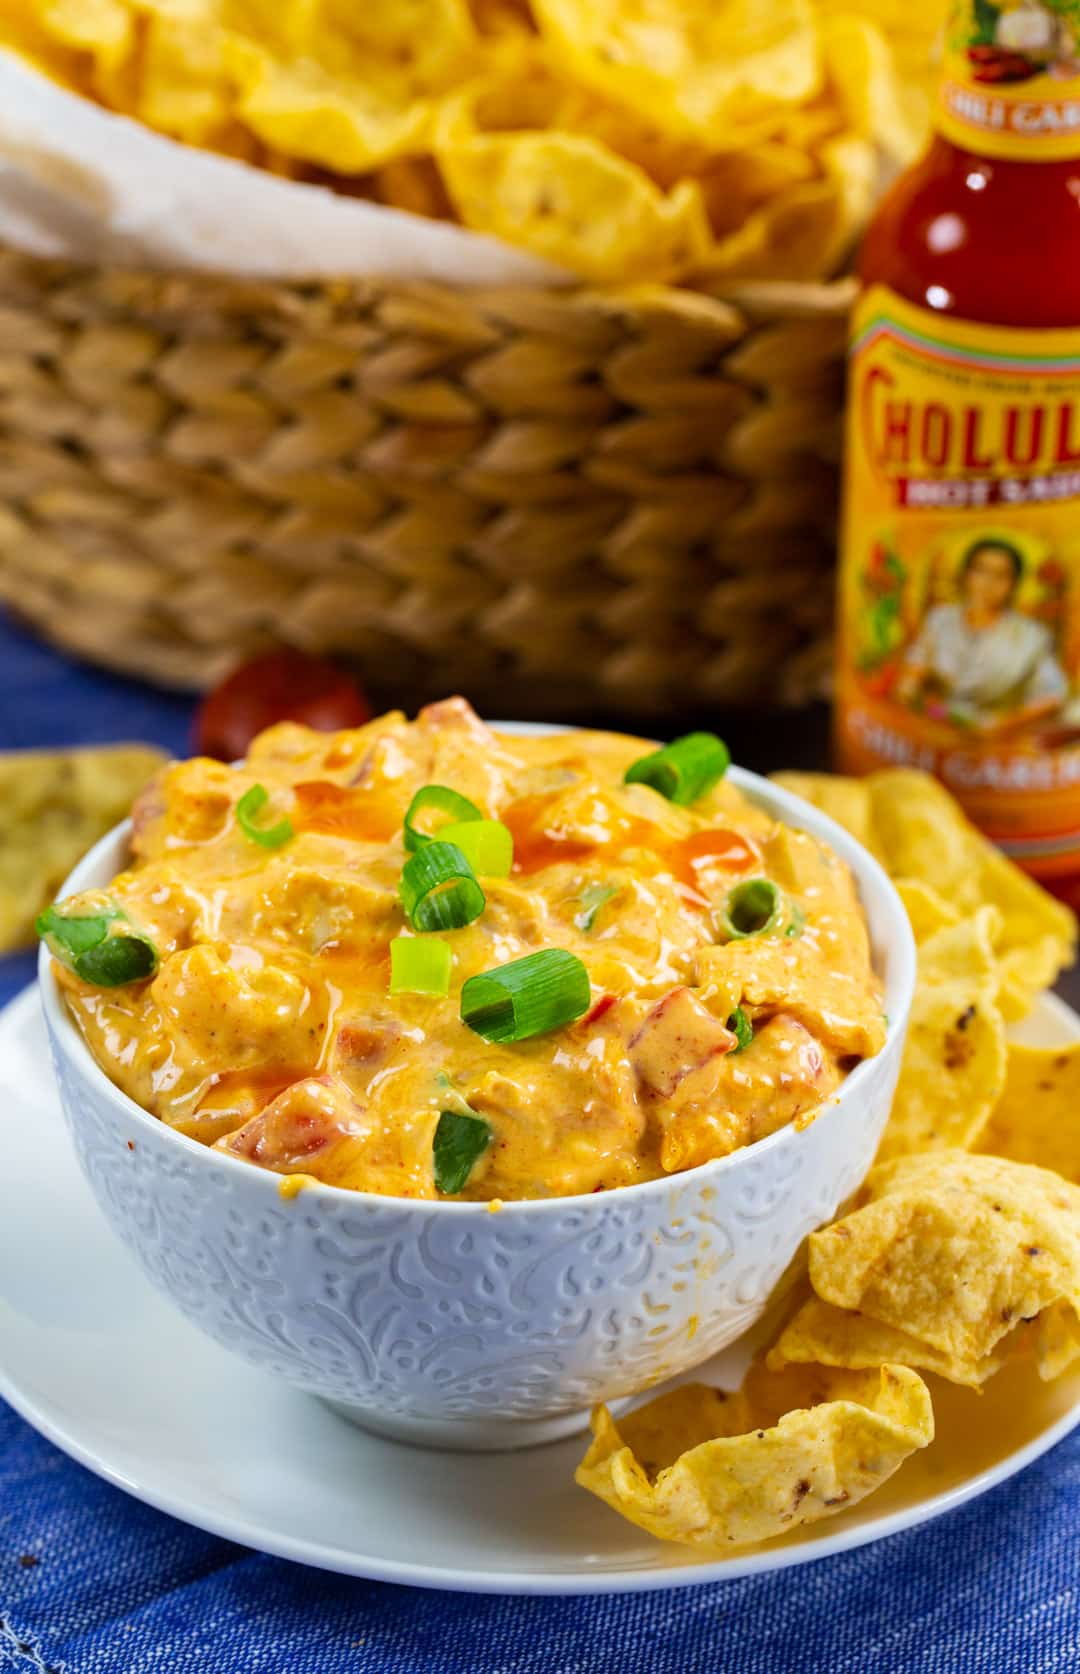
left=55, top=699, right=885, bottom=1201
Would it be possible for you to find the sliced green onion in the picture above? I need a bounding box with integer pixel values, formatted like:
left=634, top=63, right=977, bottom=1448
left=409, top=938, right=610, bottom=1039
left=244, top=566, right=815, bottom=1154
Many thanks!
left=624, top=732, right=730, bottom=806
left=575, top=883, right=618, bottom=933
left=432, top=1109, right=493, bottom=1195
left=718, top=877, right=785, bottom=941
left=404, top=785, right=483, bottom=852
left=399, top=841, right=485, bottom=932
left=36, top=900, right=158, bottom=986
left=438, top=818, right=513, bottom=878
left=74, top=934, right=158, bottom=987
left=390, top=936, right=452, bottom=996
left=728, top=1006, right=754, bottom=1052
left=36, top=901, right=121, bottom=961
left=461, top=948, right=591, bottom=1043
left=785, top=903, right=806, bottom=939
left=236, top=783, right=293, bottom=849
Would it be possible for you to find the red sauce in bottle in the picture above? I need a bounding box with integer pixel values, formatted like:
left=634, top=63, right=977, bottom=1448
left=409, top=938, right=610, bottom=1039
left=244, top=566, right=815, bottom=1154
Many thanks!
left=837, top=4, right=1080, bottom=904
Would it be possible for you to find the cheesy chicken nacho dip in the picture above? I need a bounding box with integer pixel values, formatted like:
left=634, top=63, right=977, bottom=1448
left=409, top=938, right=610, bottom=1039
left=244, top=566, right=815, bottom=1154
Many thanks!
left=40, top=700, right=885, bottom=1202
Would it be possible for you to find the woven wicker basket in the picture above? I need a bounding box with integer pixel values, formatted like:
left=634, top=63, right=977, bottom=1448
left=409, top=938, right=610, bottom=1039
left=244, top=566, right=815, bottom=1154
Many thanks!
left=0, top=246, right=853, bottom=719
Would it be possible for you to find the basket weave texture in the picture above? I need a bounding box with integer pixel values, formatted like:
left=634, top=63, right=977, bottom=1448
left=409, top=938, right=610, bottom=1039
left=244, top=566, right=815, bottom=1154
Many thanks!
left=0, top=248, right=853, bottom=717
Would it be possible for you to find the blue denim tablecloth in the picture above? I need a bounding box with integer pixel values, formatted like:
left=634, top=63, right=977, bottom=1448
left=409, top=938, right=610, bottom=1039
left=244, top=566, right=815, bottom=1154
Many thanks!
left=2, top=612, right=1078, bottom=1674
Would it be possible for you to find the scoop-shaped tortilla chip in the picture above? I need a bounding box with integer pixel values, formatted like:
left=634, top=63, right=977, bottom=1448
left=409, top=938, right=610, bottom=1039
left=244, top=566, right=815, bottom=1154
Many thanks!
left=767, top=1294, right=1005, bottom=1389
left=810, top=1151, right=1080, bottom=1370
left=771, top=769, right=1075, bottom=1022
left=1035, top=1299, right=1080, bottom=1381
left=978, top=1040, right=1080, bottom=1186
left=911, top=908, right=1002, bottom=985
left=893, top=877, right=960, bottom=944
left=576, top=1361, right=933, bottom=1548
left=875, top=911, right=1007, bottom=1161
left=766, top=1286, right=1074, bottom=1387
left=868, top=771, right=1076, bottom=1020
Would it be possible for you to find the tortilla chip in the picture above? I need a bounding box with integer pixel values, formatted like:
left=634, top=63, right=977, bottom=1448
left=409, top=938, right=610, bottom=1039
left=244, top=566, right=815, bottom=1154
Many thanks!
left=0, top=745, right=167, bottom=953
left=876, top=911, right=1007, bottom=1161
left=232, top=49, right=434, bottom=172
left=868, top=771, right=1076, bottom=1021
left=0, top=12, right=82, bottom=88
left=467, top=0, right=536, bottom=35
left=431, top=37, right=709, bottom=190
left=766, top=1286, right=1074, bottom=1387
left=438, top=130, right=710, bottom=282
left=1035, top=1299, right=1080, bottom=1381
left=776, top=92, right=847, bottom=151
left=772, top=769, right=1076, bottom=1021
left=979, top=847, right=1075, bottom=1021
left=230, top=0, right=479, bottom=173
left=810, top=1150, right=1080, bottom=1372
left=821, top=12, right=925, bottom=164
left=915, top=909, right=1003, bottom=984
left=576, top=1361, right=933, bottom=1549
left=29, top=0, right=134, bottom=79
left=767, top=1294, right=1005, bottom=1389
left=818, top=130, right=877, bottom=268
left=978, top=1040, right=1080, bottom=1186
left=533, top=0, right=821, bottom=140
left=893, top=877, right=960, bottom=944
left=695, top=144, right=817, bottom=241
left=136, top=7, right=242, bottom=144
left=369, top=155, right=455, bottom=219
left=700, top=173, right=853, bottom=283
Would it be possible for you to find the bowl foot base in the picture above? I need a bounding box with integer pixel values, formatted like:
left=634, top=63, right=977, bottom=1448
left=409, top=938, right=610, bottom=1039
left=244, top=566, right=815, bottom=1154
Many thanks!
left=318, top=1398, right=596, bottom=1452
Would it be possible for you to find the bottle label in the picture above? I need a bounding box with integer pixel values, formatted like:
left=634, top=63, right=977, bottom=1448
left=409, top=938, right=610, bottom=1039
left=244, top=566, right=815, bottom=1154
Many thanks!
left=838, top=285, right=1080, bottom=878
left=938, top=0, right=1080, bottom=160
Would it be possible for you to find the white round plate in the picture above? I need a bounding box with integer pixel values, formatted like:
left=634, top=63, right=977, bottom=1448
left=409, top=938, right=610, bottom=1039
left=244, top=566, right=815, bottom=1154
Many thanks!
left=2, top=984, right=1079, bottom=1595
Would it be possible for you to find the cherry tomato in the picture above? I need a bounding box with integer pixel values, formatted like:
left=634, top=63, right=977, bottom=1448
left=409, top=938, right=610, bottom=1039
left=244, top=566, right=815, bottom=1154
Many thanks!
left=194, top=649, right=372, bottom=760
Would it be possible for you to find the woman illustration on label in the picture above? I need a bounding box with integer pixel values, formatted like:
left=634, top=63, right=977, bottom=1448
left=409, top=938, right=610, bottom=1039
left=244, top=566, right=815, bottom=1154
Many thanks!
left=896, top=536, right=1069, bottom=734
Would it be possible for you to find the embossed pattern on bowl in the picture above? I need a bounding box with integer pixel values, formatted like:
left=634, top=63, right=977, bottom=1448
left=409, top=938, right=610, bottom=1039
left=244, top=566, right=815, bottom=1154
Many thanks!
left=40, top=752, right=915, bottom=1450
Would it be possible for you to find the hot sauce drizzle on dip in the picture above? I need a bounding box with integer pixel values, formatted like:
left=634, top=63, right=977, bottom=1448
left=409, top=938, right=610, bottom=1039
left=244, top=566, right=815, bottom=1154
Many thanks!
left=49, top=700, right=885, bottom=1202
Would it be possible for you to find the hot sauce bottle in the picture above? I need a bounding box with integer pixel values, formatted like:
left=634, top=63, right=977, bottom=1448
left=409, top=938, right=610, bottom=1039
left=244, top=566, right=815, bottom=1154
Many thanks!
left=836, top=0, right=1080, bottom=903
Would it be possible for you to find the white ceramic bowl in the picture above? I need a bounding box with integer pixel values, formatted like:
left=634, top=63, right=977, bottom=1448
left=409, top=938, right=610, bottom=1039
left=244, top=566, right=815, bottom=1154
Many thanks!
left=39, top=737, right=915, bottom=1451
